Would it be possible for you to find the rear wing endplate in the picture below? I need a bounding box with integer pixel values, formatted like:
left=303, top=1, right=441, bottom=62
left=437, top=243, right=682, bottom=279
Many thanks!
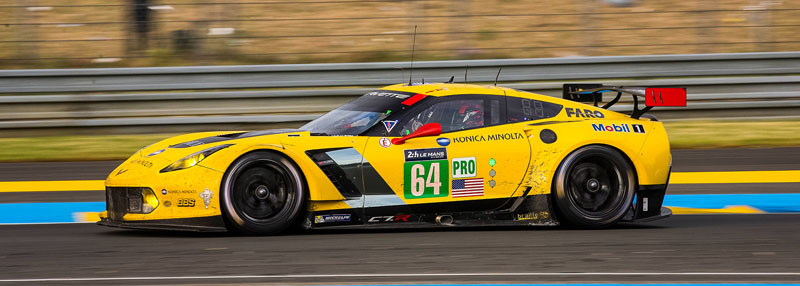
left=563, top=84, right=687, bottom=119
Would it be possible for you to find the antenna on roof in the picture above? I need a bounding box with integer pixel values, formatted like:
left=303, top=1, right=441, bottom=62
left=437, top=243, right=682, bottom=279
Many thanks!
left=494, top=68, right=502, bottom=86
left=446, top=76, right=455, bottom=83
left=464, top=65, right=469, bottom=84
left=408, top=25, right=417, bottom=86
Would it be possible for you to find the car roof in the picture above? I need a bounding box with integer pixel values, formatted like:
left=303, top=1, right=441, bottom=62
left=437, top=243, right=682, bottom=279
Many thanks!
left=379, top=82, right=552, bottom=102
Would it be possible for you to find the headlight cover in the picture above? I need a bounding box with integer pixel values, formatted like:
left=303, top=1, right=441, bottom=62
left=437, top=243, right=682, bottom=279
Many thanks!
left=160, top=144, right=233, bottom=173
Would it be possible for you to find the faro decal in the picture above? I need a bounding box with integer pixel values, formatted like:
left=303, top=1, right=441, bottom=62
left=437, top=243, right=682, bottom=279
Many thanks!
left=565, top=107, right=604, bottom=118
left=592, top=123, right=645, bottom=134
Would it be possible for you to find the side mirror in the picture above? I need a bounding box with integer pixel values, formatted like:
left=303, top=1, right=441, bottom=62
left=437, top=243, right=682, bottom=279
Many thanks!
left=391, top=123, right=442, bottom=145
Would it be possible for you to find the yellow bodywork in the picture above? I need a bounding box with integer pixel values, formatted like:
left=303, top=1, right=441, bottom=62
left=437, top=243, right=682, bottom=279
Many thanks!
left=100, top=83, right=672, bottom=223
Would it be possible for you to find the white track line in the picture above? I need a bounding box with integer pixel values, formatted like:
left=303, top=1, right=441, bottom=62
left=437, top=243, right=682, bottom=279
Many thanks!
left=2, top=272, right=800, bottom=283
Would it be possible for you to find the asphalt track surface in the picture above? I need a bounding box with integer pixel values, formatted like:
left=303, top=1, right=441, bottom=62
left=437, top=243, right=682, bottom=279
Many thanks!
left=1, top=147, right=800, bottom=203
left=1, top=147, right=799, bottom=285
left=1, top=215, right=799, bottom=285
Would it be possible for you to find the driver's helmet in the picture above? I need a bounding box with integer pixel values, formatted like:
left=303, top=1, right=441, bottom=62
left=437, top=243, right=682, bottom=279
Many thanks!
left=458, top=102, right=483, bottom=128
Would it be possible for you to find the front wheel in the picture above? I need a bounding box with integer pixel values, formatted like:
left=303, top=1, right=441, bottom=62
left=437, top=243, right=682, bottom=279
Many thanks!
left=221, top=151, right=306, bottom=235
left=552, top=145, right=635, bottom=227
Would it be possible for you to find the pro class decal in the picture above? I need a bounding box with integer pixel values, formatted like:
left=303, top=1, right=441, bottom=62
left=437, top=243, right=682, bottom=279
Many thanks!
left=592, top=123, right=646, bottom=134
left=404, top=148, right=449, bottom=199
left=565, top=107, right=604, bottom=118
left=452, top=157, right=476, bottom=178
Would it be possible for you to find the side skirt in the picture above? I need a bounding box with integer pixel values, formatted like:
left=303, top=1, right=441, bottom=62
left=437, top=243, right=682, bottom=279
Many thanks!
left=304, top=194, right=559, bottom=229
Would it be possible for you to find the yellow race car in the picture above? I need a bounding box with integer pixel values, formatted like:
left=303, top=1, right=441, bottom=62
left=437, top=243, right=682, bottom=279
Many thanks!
left=98, top=82, right=685, bottom=234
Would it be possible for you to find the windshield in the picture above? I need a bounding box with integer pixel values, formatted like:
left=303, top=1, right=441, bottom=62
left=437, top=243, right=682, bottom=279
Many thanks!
left=301, top=90, right=415, bottom=135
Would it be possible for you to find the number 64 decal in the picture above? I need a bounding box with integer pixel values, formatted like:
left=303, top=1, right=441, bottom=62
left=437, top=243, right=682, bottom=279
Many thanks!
left=404, top=159, right=449, bottom=199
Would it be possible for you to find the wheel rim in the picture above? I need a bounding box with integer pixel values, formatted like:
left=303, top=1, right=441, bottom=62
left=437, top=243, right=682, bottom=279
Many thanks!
left=231, top=162, right=296, bottom=223
left=564, top=156, right=627, bottom=218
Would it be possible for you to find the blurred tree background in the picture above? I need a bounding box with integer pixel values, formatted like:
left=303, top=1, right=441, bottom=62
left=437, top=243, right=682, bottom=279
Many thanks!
left=0, top=0, right=795, bottom=69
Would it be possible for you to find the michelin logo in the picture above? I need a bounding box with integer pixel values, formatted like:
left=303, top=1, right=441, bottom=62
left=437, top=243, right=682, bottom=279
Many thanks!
left=592, top=123, right=646, bottom=134
left=314, top=214, right=351, bottom=223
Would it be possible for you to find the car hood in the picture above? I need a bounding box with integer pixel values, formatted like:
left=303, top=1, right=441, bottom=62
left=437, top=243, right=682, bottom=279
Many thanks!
left=134, top=129, right=305, bottom=163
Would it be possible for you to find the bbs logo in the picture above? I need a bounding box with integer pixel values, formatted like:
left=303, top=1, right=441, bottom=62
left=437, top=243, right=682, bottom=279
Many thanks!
left=177, top=198, right=196, bottom=207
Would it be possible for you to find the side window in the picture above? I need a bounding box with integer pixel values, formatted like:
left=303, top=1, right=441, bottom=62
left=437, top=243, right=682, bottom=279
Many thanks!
left=507, top=96, right=563, bottom=123
left=397, top=99, right=485, bottom=135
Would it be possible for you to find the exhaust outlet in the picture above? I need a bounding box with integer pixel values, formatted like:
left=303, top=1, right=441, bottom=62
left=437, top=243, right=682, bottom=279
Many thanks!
left=435, top=215, right=454, bottom=225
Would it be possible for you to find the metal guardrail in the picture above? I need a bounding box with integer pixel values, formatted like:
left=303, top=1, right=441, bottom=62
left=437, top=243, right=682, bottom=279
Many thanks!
left=2, top=52, right=800, bottom=136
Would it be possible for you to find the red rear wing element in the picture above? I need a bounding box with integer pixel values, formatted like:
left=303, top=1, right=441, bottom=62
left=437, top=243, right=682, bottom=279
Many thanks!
left=646, top=88, right=687, bottom=107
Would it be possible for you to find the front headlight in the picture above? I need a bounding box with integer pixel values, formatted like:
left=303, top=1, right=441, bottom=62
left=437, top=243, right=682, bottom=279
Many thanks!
left=160, top=144, right=233, bottom=173
left=125, top=188, right=159, bottom=214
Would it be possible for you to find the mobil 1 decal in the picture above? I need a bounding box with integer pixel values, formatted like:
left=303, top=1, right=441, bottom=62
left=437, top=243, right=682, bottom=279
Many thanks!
left=592, top=123, right=646, bottom=134
left=403, top=148, right=449, bottom=199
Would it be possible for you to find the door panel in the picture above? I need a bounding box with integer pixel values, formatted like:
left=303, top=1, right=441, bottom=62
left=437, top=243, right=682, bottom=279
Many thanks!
left=361, top=123, right=532, bottom=215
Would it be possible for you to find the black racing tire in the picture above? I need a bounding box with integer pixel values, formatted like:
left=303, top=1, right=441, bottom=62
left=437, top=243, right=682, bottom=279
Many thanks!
left=552, top=145, right=635, bottom=228
left=220, top=151, right=306, bottom=235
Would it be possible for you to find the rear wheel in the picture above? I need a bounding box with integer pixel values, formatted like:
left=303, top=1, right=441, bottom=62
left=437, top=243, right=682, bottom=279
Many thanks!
left=552, top=145, right=635, bottom=227
left=221, top=152, right=305, bottom=235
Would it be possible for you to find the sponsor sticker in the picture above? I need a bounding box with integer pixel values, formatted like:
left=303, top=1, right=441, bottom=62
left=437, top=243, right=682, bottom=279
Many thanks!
left=382, top=120, right=398, bottom=133
left=452, top=132, right=524, bottom=144
left=199, top=188, right=213, bottom=209
left=452, top=157, right=477, bottom=178
left=565, top=107, right=605, bottom=118
left=452, top=177, right=484, bottom=198
left=365, top=91, right=411, bottom=99
left=163, top=189, right=198, bottom=195
left=632, top=124, right=646, bottom=133
left=404, top=148, right=447, bottom=162
left=368, top=215, right=412, bottom=223
left=379, top=137, right=392, bottom=148
left=177, top=198, right=196, bottom=207
left=515, top=211, right=551, bottom=221
left=591, top=123, right=646, bottom=134
left=130, top=159, right=153, bottom=168
left=436, top=137, right=451, bottom=147
left=314, top=214, right=352, bottom=223
left=404, top=148, right=449, bottom=199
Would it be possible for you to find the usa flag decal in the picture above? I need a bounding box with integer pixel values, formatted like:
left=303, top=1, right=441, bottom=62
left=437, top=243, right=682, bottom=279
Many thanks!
left=451, top=177, right=484, bottom=198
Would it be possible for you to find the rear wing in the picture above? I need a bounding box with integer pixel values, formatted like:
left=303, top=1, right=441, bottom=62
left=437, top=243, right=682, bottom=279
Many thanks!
left=563, top=84, right=687, bottom=119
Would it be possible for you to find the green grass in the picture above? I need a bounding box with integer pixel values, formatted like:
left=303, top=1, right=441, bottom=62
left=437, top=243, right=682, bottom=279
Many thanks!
left=664, top=119, right=800, bottom=149
left=0, top=120, right=798, bottom=162
left=0, top=134, right=178, bottom=162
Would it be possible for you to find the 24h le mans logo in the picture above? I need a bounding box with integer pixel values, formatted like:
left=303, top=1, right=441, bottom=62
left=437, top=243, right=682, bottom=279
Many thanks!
left=403, top=148, right=449, bottom=199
